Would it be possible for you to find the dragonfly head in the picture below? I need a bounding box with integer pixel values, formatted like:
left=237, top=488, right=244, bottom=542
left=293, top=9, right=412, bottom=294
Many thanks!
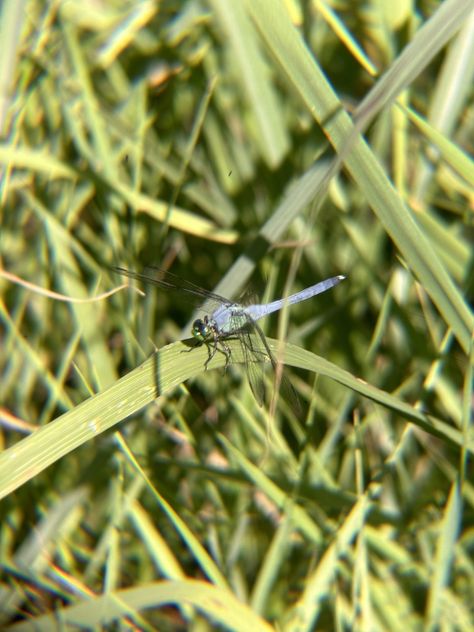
left=192, top=318, right=211, bottom=341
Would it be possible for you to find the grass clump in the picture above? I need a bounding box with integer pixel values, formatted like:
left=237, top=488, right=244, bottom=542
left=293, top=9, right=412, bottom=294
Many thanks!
left=0, top=1, right=472, bottom=630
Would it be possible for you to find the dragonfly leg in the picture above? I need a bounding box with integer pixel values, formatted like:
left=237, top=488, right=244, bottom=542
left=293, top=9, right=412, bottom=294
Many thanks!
left=203, top=331, right=219, bottom=370
left=219, top=339, right=232, bottom=371
left=203, top=333, right=232, bottom=371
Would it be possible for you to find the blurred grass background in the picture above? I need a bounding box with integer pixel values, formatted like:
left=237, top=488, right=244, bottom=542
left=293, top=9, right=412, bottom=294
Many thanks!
left=0, top=0, right=473, bottom=629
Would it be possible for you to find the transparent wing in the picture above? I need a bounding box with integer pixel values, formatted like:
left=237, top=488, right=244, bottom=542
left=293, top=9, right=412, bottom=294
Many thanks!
left=112, top=266, right=234, bottom=310
left=236, top=315, right=300, bottom=411
left=238, top=326, right=270, bottom=407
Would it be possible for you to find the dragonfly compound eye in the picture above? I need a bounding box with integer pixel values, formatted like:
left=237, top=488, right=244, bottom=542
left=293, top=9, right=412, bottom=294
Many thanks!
left=192, top=319, right=209, bottom=341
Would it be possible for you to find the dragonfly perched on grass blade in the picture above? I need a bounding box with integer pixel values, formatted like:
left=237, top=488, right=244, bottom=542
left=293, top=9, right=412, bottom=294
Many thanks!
left=113, top=266, right=345, bottom=407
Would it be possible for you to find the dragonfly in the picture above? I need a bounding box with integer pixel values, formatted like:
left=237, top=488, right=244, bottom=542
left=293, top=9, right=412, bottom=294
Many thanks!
left=113, top=266, right=345, bottom=407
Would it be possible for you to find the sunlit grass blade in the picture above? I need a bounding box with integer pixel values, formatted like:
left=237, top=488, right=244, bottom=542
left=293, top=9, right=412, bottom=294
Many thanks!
left=1, top=338, right=471, bottom=500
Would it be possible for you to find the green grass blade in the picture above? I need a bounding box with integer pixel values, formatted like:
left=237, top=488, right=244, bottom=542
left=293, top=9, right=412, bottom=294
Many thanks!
left=1, top=338, right=470, bottom=500
left=246, top=0, right=473, bottom=353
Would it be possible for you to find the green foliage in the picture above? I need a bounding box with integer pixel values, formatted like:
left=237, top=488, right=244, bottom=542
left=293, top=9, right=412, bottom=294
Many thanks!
left=0, top=0, right=472, bottom=629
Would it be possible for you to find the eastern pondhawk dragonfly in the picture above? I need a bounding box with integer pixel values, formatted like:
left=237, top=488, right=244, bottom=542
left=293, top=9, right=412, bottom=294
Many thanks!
left=113, top=266, right=345, bottom=406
